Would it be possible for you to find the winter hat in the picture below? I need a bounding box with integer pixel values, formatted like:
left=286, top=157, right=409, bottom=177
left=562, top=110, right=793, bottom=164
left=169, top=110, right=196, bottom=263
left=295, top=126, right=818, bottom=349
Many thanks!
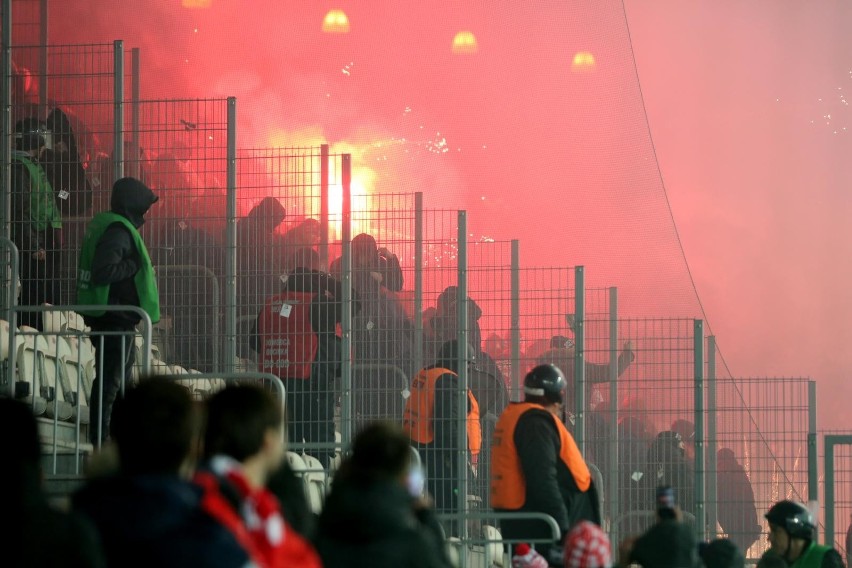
left=563, top=521, right=612, bottom=568
left=512, top=543, right=549, bottom=568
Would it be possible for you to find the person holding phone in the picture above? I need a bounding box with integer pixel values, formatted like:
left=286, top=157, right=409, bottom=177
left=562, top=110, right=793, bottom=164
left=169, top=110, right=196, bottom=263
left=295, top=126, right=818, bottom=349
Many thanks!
left=618, top=486, right=700, bottom=568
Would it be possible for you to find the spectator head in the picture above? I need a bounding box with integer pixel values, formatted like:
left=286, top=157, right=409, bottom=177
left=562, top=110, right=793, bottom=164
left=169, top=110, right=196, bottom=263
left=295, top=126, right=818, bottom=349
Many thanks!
left=110, top=378, right=198, bottom=476
left=248, top=196, right=286, bottom=232
left=523, top=364, right=566, bottom=411
left=352, top=233, right=379, bottom=269
left=285, top=247, right=323, bottom=274
left=698, top=538, right=745, bottom=568
left=436, top=339, right=477, bottom=375
left=14, top=117, right=49, bottom=154
left=111, top=177, right=159, bottom=228
left=765, top=500, right=816, bottom=562
left=203, top=384, right=285, bottom=480
left=563, top=521, right=612, bottom=568
left=344, top=422, right=412, bottom=485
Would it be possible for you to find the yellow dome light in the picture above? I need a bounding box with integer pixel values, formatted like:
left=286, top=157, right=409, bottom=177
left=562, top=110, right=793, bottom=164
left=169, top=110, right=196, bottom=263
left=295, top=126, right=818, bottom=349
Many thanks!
left=182, top=0, right=212, bottom=7
left=452, top=31, right=478, bottom=54
left=322, top=9, right=350, bottom=33
left=571, top=51, right=596, bottom=72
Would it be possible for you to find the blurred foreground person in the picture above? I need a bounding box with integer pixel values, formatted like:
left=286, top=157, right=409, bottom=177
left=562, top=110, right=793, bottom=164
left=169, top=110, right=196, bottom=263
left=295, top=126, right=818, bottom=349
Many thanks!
left=314, top=422, right=452, bottom=568
left=196, top=384, right=322, bottom=568
left=491, top=364, right=600, bottom=566
left=765, top=500, right=843, bottom=568
left=73, top=379, right=254, bottom=568
left=0, top=398, right=105, bottom=568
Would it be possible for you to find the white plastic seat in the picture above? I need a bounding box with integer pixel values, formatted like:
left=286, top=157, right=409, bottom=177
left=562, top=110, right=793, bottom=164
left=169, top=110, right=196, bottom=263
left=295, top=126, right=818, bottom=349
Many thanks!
left=56, top=336, right=90, bottom=425
left=16, top=327, right=48, bottom=416
left=40, top=334, right=74, bottom=421
left=300, top=453, right=327, bottom=514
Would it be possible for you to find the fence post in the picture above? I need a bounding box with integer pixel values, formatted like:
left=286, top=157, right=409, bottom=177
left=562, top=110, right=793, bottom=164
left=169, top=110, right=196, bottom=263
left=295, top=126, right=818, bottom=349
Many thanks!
left=456, top=210, right=469, bottom=556
left=573, top=266, right=585, bottom=453
left=112, top=40, right=124, bottom=183
left=128, top=47, right=141, bottom=179
left=693, top=319, right=706, bottom=539
left=511, top=239, right=520, bottom=401
left=607, top=287, right=619, bottom=522
left=224, top=97, right=237, bottom=372
left=808, top=380, right=818, bottom=540
left=319, top=144, right=330, bottom=270
left=38, top=0, right=47, bottom=114
left=2, top=238, right=18, bottom=397
left=413, top=191, right=423, bottom=376
left=1, top=1, right=12, bottom=250
left=339, top=154, right=353, bottom=449
left=706, top=335, right=718, bottom=538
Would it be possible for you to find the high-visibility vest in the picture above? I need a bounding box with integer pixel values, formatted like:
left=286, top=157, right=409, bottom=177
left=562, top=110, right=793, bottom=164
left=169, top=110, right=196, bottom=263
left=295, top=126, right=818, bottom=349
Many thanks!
left=402, top=367, right=482, bottom=456
left=12, top=152, right=62, bottom=231
left=491, top=402, right=590, bottom=510
left=77, top=211, right=160, bottom=322
left=791, top=542, right=833, bottom=568
left=258, top=291, right=318, bottom=380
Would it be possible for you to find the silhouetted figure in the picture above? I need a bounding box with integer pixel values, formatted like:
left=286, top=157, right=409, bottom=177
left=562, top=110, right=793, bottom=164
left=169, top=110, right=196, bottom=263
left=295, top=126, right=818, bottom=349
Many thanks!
left=11, top=117, right=63, bottom=329
left=717, top=448, right=761, bottom=554
left=236, top=196, right=287, bottom=316
left=646, top=431, right=694, bottom=515
left=0, top=398, right=106, bottom=568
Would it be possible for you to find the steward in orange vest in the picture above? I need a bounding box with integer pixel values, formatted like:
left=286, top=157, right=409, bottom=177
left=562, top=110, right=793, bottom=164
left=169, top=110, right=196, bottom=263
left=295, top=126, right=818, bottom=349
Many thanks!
left=491, top=364, right=601, bottom=563
left=402, top=340, right=481, bottom=525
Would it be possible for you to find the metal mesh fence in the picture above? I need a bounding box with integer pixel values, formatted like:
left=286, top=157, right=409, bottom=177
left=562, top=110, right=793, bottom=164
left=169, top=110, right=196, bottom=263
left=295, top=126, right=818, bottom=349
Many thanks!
left=821, top=433, right=852, bottom=561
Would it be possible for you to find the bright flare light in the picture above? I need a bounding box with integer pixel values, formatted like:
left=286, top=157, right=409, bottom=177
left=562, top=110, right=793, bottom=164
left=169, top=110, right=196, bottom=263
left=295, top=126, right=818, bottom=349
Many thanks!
left=322, top=9, right=350, bottom=33
left=571, top=51, right=596, bottom=72
left=182, top=0, right=212, bottom=7
left=452, top=31, right=479, bottom=54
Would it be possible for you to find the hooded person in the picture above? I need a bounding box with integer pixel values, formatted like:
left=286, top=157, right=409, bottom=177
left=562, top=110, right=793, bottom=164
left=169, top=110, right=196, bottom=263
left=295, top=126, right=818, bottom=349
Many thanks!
left=716, top=448, right=761, bottom=554
left=77, top=177, right=160, bottom=446
left=236, top=196, right=287, bottom=317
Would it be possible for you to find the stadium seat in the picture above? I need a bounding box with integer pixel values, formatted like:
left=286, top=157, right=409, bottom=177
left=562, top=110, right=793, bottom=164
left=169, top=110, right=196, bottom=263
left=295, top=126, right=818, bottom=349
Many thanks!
left=16, top=327, right=49, bottom=416
left=300, top=453, right=327, bottom=514
left=56, top=335, right=90, bottom=424
left=40, top=335, right=74, bottom=421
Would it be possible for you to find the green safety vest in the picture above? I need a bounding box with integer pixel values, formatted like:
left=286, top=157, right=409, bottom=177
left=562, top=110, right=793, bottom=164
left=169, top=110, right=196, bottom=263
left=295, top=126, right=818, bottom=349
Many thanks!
left=791, top=541, right=831, bottom=568
left=77, top=212, right=160, bottom=323
left=12, top=153, right=62, bottom=231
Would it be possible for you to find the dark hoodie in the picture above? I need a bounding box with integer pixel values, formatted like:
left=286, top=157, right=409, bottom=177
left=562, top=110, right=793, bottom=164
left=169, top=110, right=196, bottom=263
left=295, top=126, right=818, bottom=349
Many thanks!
left=73, top=475, right=251, bottom=568
left=314, top=476, right=451, bottom=568
left=85, top=177, right=158, bottom=326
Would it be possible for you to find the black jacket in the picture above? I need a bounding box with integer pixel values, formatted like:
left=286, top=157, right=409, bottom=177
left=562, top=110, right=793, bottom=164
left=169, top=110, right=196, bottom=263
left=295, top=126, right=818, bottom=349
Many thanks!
left=83, top=179, right=158, bottom=327
left=503, top=408, right=600, bottom=534
left=1, top=469, right=105, bottom=568
left=314, top=477, right=452, bottom=568
left=630, top=519, right=700, bottom=568
left=72, top=474, right=251, bottom=568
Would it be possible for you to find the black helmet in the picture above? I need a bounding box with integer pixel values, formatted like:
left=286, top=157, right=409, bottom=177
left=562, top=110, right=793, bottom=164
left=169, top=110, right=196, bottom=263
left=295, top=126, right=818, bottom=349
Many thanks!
left=765, top=500, right=815, bottom=540
left=523, top=364, right=566, bottom=404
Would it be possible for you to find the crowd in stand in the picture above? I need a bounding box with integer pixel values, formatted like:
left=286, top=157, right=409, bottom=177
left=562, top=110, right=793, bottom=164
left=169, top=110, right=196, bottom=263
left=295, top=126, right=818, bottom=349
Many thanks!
left=4, top=105, right=847, bottom=566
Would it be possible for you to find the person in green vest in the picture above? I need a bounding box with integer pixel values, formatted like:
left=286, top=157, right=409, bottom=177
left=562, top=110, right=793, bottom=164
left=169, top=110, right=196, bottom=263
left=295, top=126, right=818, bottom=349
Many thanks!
left=765, top=500, right=843, bottom=568
left=77, top=177, right=160, bottom=446
left=11, top=117, right=63, bottom=329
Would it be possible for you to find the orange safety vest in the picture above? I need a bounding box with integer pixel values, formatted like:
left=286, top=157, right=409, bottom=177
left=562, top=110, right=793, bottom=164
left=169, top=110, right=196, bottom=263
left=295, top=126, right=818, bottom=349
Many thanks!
left=490, top=402, right=590, bottom=510
left=402, top=367, right=482, bottom=456
left=258, top=291, right=318, bottom=380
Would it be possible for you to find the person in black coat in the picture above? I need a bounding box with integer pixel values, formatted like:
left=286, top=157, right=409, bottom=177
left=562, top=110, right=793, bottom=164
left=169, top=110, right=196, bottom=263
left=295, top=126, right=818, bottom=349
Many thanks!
left=73, top=379, right=253, bottom=568
left=716, top=448, right=761, bottom=554
left=314, top=422, right=452, bottom=568
left=0, top=398, right=106, bottom=568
